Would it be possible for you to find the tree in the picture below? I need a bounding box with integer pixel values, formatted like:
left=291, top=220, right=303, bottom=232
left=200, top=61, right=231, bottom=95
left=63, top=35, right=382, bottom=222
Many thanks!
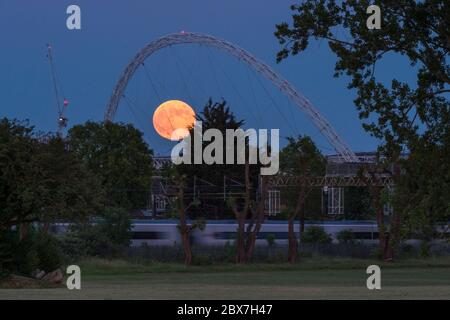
left=393, top=132, right=450, bottom=253
left=0, top=118, right=104, bottom=234
left=344, top=187, right=372, bottom=219
left=190, top=99, right=267, bottom=263
left=0, top=118, right=105, bottom=275
left=172, top=99, right=267, bottom=263
left=279, top=135, right=325, bottom=263
left=275, top=0, right=449, bottom=260
left=228, top=161, right=268, bottom=264
left=179, top=98, right=261, bottom=219
left=35, top=133, right=105, bottom=232
left=162, top=165, right=203, bottom=265
left=67, top=121, right=154, bottom=211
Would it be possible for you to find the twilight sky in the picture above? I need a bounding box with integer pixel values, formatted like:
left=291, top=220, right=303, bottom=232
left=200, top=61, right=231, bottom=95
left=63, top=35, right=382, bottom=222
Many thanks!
left=0, top=0, right=416, bottom=156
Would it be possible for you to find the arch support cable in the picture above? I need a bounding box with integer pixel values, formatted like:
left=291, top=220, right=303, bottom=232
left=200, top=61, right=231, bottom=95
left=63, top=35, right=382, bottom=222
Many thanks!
left=105, top=32, right=359, bottom=163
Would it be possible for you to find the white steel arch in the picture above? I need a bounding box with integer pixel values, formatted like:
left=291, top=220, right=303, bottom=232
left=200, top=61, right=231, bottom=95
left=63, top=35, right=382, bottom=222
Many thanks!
left=105, top=32, right=359, bottom=163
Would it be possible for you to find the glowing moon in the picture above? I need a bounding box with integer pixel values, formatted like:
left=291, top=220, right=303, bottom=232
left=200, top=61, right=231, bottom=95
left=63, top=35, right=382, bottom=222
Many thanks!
left=152, top=100, right=195, bottom=140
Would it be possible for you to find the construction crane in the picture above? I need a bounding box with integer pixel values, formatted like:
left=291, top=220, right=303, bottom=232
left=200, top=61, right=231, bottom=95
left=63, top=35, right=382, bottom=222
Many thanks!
left=46, top=43, right=69, bottom=138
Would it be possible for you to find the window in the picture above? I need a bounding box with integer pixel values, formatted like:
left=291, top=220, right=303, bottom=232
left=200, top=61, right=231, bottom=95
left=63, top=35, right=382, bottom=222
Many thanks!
left=327, top=187, right=344, bottom=215
left=265, top=189, right=281, bottom=216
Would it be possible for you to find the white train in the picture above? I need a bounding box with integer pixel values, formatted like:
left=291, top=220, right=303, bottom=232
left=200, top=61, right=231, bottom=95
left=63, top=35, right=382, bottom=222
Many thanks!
left=130, top=219, right=380, bottom=247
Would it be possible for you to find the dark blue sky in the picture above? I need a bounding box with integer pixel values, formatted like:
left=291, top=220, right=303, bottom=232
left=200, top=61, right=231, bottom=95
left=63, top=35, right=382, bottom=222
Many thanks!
left=0, top=0, right=415, bottom=155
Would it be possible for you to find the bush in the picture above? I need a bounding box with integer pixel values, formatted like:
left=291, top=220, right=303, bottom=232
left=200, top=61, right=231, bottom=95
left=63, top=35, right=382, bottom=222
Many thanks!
left=223, top=241, right=236, bottom=263
left=11, top=236, right=40, bottom=276
left=369, top=247, right=382, bottom=260
left=33, top=233, right=63, bottom=272
left=0, top=228, right=63, bottom=276
left=266, top=234, right=276, bottom=247
left=59, top=223, right=121, bottom=258
left=192, top=254, right=214, bottom=265
left=336, top=229, right=356, bottom=244
left=59, top=207, right=131, bottom=258
left=301, top=226, right=332, bottom=244
left=58, top=229, right=89, bottom=258
left=99, top=207, right=132, bottom=246
left=419, top=240, right=431, bottom=258
left=0, top=230, right=16, bottom=274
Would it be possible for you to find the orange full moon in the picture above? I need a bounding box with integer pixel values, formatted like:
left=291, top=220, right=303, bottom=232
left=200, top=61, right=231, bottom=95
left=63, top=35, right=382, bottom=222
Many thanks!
left=152, top=100, right=196, bottom=140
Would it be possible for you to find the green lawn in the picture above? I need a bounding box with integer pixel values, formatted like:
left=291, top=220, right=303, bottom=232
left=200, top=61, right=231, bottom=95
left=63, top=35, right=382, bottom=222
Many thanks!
left=1, top=257, right=450, bottom=299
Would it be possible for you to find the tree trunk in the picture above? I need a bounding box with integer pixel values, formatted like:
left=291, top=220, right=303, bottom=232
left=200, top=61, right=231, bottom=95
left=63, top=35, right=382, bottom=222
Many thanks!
left=299, top=207, right=305, bottom=233
left=42, top=222, right=50, bottom=234
left=243, top=177, right=267, bottom=262
left=236, top=218, right=246, bottom=263
left=19, top=223, right=29, bottom=241
left=233, top=162, right=252, bottom=264
left=244, top=214, right=265, bottom=262
left=371, top=186, right=394, bottom=261
left=384, top=164, right=403, bottom=261
left=244, top=232, right=256, bottom=263
left=288, top=216, right=297, bottom=263
left=288, top=189, right=306, bottom=263
left=181, top=231, right=192, bottom=265
left=179, top=225, right=193, bottom=265
left=372, top=186, right=385, bottom=258
left=385, top=210, right=401, bottom=261
left=177, top=186, right=193, bottom=266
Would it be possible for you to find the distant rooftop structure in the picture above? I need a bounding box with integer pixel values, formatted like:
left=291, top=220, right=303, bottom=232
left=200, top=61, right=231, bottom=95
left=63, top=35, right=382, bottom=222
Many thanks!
left=327, top=152, right=379, bottom=164
left=326, top=152, right=379, bottom=177
left=153, top=156, right=172, bottom=170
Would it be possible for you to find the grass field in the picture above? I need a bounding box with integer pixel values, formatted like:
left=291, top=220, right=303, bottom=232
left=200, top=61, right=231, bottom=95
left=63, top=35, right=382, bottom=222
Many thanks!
left=1, top=257, right=450, bottom=299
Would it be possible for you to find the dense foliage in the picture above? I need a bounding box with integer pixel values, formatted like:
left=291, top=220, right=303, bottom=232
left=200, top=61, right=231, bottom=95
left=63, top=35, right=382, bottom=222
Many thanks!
left=59, top=207, right=131, bottom=258
left=0, top=118, right=104, bottom=231
left=68, top=121, right=154, bottom=210
left=0, top=118, right=150, bottom=276
left=301, top=226, right=332, bottom=244
left=275, top=0, right=450, bottom=256
left=177, top=99, right=261, bottom=219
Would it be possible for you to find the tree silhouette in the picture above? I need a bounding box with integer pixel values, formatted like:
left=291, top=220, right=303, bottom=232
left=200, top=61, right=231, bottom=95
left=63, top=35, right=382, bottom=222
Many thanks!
left=275, top=0, right=449, bottom=260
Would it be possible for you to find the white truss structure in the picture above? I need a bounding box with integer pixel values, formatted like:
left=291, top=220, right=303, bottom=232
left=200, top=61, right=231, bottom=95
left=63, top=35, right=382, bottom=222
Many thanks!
left=266, top=175, right=394, bottom=187
left=105, top=32, right=359, bottom=163
left=153, top=156, right=172, bottom=170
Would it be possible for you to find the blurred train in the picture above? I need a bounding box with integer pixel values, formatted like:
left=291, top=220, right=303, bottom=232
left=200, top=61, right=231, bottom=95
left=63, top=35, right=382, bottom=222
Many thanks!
left=50, top=219, right=450, bottom=247
left=129, top=219, right=380, bottom=247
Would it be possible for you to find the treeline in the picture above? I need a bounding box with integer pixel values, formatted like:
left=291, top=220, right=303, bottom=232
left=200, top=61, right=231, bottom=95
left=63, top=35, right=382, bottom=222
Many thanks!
left=0, top=118, right=154, bottom=276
